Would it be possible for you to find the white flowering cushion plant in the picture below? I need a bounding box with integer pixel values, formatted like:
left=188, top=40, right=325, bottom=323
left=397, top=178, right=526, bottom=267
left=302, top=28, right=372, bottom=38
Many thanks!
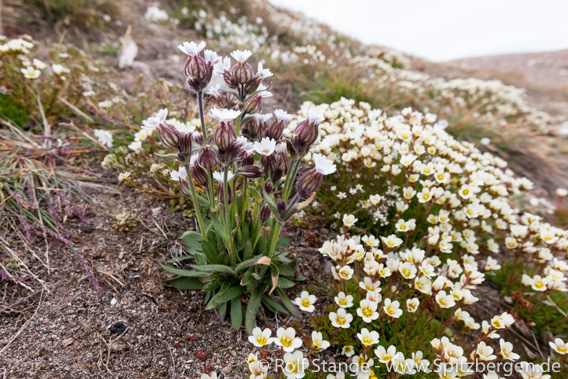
left=149, top=41, right=336, bottom=332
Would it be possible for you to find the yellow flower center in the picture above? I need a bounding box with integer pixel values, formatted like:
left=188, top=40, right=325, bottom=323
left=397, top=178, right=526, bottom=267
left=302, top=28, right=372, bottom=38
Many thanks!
left=336, top=315, right=346, bottom=325
left=362, top=306, right=374, bottom=318
left=362, top=336, right=373, bottom=345
left=280, top=336, right=292, bottom=347
left=386, top=305, right=395, bottom=315
left=301, top=298, right=311, bottom=308
left=256, top=335, right=267, bottom=345
left=339, top=298, right=347, bottom=306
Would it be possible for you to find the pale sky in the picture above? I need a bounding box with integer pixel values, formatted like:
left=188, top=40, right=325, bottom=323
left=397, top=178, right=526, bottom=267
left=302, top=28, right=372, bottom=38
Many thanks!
left=269, top=0, right=568, bottom=61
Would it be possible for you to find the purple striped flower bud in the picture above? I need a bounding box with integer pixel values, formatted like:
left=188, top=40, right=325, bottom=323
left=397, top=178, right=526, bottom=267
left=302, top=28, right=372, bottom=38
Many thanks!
left=198, top=145, right=219, bottom=170
left=260, top=205, right=271, bottom=224
left=157, top=124, right=181, bottom=149
left=297, top=168, right=323, bottom=192
left=214, top=121, right=236, bottom=150
left=191, top=166, right=209, bottom=187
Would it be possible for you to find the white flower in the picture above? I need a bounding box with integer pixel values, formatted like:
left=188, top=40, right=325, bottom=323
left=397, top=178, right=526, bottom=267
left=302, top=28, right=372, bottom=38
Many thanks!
left=383, top=298, right=403, bottom=318
left=313, top=153, right=336, bottom=175
left=94, top=129, right=113, bottom=148
left=32, top=58, right=46, bottom=70
left=274, top=109, right=292, bottom=122
left=334, top=291, right=354, bottom=308
left=52, top=64, right=69, bottom=75
left=549, top=337, right=568, bottom=355
left=282, top=351, right=308, bottom=378
left=142, top=108, right=168, bottom=129
left=329, top=308, right=353, bottom=328
left=311, top=331, right=330, bottom=351
left=230, top=49, right=252, bottom=63
left=342, top=214, right=357, bottom=228
left=253, top=113, right=272, bottom=123
left=178, top=41, right=206, bottom=56
left=213, top=170, right=235, bottom=183
left=247, top=327, right=272, bottom=348
left=210, top=108, right=241, bottom=122
left=204, top=49, right=220, bottom=64
left=170, top=167, right=187, bottom=181
left=357, top=299, right=379, bottom=323
left=213, top=57, right=231, bottom=75
left=253, top=137, right=277, bottom=156
left=294, top=291, right=317, bottom=312
left=257, top=62, right=273, bottom=79
left=307, top=109, right=324, bottom=125
left=342, top=346, right=355, bottom=357
left=21, top=66, right=40, bottom=79
left=273, top=327, right=302, bottom=352
left=207, top=84, right=222, bottom=97
left=556, top=188, right=568, bottom=197
left=357, top=328, right=380, bottom=347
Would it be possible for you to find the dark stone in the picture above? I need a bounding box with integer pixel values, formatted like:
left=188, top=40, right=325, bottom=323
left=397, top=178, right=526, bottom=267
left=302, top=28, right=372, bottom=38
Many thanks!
left=80, top=224, right=94, bottom=233
left=109, top=321, right=127, bottom=335
left=43, top=328, right=52, bottom=334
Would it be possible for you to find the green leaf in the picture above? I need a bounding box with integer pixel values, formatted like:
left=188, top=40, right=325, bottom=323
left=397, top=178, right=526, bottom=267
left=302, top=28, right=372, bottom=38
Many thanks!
left=218, top=301, right=227, bottom=321
left=202, top=281, right=221, bottom=292
left=192, top=264, right=236, bottom=275
left=261, top=295, right=289, bottom=314
left=160, top=264, right=209, bottom=277
left=245, top=290, right=262, bottom=333
left=275, top=236, right=293, bottom=251
left=170, top=277, right=203, bottom=290
left=242, top=242, right=253, bottom=261
left=180, top=231, right=203, bottom=252
left=201, top=240, right=220, bottom=264
left=230, top=297, right=243, bottom=330
left=261, top=188, right=282, bottom=221
left=276, top=288, right=302, bottom=319
left=166, top=255, right=194, bottom=264
left=277, top=263, right=295, bottom=277
left=235, top=255, right=271, bottom=273
left=206, top=285, right=245, bottom=310
left=211, top=214, right=227, bottom=243
left=278, top=277, right=296, bottom=289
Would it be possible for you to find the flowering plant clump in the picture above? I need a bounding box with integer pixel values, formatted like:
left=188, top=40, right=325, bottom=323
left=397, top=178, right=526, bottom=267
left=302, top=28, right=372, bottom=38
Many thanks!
left=142, top=41, right=335, bottom=331
left=0, top=35, right=109, bottom=127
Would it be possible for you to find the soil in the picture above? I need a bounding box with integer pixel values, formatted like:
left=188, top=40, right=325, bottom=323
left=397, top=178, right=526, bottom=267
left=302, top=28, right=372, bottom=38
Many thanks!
left=0, top=181, right=327, bottom=378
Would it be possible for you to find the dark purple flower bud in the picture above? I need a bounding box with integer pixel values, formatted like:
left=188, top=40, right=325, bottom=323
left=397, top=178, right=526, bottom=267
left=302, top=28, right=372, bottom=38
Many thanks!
left=198, top=145, right=219, bottom=170
left=193, top=132, right=204, bottom=146
left=271, top=168, right=284, bottom=183
left=191, top=166, right=209, bottom=187
left=157, top=124, right=181, bottom=149
left=297, top=168, right=323, bottom=192
left=243, top=94, right=262, bottom=115
left=266, top=120, right=285, bottom=140
left=297, top=188, right=314, bottom=201
left=276, top=199, right=286, bottom=216
left=277, top=151, right=290, bottom=172
left=218, top=143, right=241, bottom=164
left=264, top=181, right=274, bottom=194
left=242, top=118, right=260, bottom=140
left=223, top=70, right=239, bottom=89
left=178, top=133, right=194, bottom=156
left=241, top=151, right=254, bottom=166
left=260, top=154, right=278, bottom=173
left=237, top=165, right=264, bottom=179
left=179, top=179, right=193, bottom=197
left=185, top=55, right=213, bottom=91
left=214, top=121, right=236, bottom=150
left=292, top=120, right=318, bottom=154
left=244, top=75, right=262, bottom=96
left=260, top=205, right=271, bottom=224
left=232, top=61, right=255, bottom=85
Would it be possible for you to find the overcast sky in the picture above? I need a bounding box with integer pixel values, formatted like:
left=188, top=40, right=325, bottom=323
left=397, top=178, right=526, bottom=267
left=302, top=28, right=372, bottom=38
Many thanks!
left=269, top=0, right=568, bottom=61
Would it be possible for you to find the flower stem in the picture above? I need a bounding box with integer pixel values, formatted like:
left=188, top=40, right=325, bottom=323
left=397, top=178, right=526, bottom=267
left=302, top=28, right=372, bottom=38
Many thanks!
left=197, top=90, right=208, bottom=142
left=186, top=164, right=207, bottom=241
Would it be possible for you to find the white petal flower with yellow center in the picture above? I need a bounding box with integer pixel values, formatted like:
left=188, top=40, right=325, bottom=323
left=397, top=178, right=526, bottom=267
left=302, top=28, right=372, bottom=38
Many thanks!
left=247, top=327, right=272, bottom=348
left=549, top=338, right=568, bottom=355
left=310, top=331, right=330, bottom=351
left=252, top=137, right=277, bottom=156
left=342, top=214, right=357, bottom=228
left=375, top=345, right=397, bottom=363
left=294, top=291, right=317, bottom=312
left=282, top=351, right=307, bottom=379
left=383, top=298, right=403, bottom=318
left=273, top=327, right=302, bottom=353
left=21, top=66, right=41, bottom=79
left=357, top=299, right=379, bottom=323
left=435, top=291, right=456, bottom=309
left=329, top=308, right=353, bottom=329
left=334, top=291, right=354, bottom=308
left=357, top=328, right=380, bottom=347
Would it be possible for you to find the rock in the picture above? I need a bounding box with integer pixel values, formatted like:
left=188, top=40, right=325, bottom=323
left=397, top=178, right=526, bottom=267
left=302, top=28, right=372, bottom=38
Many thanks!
left=109, top=321, right=127, bottom=335
left=80, top=224, right=94, bottom=233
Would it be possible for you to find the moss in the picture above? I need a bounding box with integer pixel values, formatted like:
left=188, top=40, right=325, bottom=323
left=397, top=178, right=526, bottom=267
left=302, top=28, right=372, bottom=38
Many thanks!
left=0, top=94, right=32, bottom=129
